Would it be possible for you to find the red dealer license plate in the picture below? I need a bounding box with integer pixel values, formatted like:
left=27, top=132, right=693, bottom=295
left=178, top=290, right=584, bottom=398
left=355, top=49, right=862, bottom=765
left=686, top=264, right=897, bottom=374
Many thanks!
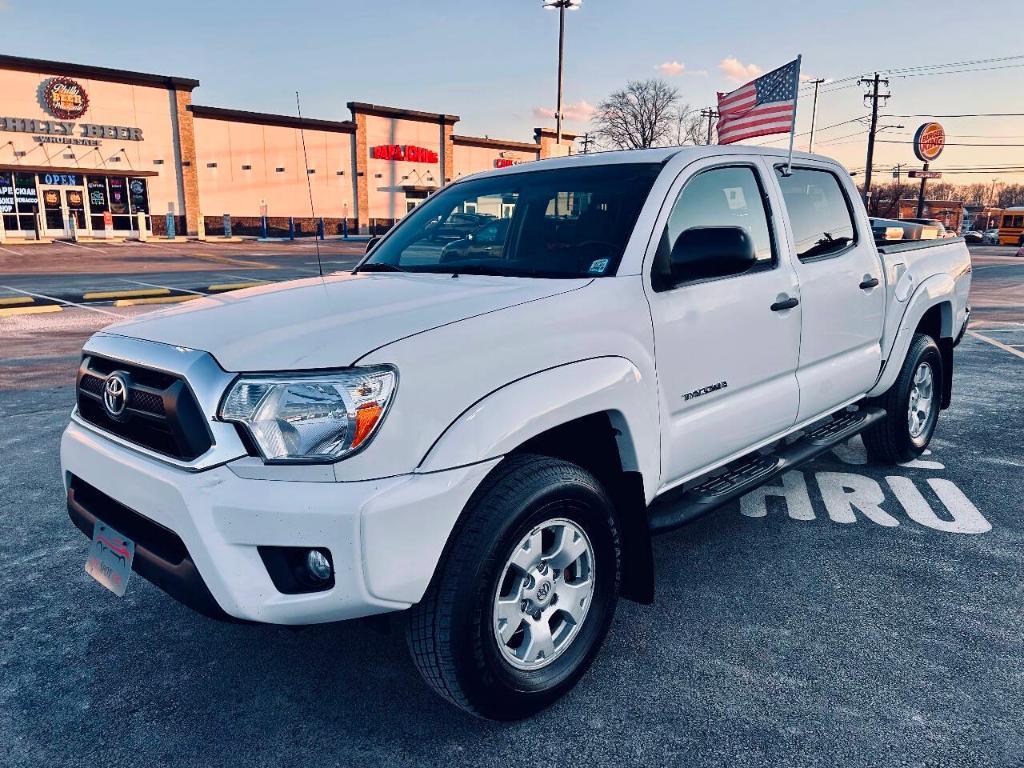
left=85, top=521, right=135, bottom=597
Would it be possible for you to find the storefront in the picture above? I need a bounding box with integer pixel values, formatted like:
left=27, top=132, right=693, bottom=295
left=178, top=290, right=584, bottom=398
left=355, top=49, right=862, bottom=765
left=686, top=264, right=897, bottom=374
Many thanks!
left=0, top=170, right=152, bottom=237
left=0, top=54, right=576, bottom=240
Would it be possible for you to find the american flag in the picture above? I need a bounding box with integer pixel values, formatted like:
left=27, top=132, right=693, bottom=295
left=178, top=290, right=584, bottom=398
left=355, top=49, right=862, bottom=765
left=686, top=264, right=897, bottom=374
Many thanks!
left=716, top=58, right=801, bottom=145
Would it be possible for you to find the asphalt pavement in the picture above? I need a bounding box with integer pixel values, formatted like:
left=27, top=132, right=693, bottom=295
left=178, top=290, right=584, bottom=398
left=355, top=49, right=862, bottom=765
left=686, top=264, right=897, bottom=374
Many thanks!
left=0, top=245, right=1021, bottom=767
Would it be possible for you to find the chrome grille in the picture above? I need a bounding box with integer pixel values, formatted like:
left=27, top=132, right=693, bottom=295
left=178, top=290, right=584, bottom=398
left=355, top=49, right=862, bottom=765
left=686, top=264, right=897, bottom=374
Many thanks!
left=76, top=355, right=213, bottom=461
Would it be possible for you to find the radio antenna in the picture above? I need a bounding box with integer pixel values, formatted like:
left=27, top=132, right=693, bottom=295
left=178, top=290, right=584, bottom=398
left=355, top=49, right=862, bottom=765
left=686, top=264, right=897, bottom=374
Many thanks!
left=296, top=90, right=323, bottom=277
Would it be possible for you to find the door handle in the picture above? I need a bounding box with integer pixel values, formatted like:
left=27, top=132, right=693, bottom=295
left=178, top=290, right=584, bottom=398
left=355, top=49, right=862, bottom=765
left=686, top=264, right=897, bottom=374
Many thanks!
left=859, top=276, right=880, bottom=290
left=770, top=297, right=799, bottom=312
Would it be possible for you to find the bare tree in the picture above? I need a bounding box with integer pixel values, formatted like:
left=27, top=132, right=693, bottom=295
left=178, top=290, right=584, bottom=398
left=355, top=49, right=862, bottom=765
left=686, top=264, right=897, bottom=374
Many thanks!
left=593, top=79, right=680, bottom=150
left=676, top=107, right=714, bottom=145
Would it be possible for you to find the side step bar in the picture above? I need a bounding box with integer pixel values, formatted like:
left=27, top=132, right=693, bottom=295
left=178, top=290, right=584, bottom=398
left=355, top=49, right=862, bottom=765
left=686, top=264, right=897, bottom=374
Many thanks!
left=648, top=406, right=886, bottom=534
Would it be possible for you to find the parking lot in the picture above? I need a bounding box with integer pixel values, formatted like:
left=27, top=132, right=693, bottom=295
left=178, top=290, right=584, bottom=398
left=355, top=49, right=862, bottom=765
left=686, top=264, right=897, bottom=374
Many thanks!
left=1, top=245, right=1022, bottom=767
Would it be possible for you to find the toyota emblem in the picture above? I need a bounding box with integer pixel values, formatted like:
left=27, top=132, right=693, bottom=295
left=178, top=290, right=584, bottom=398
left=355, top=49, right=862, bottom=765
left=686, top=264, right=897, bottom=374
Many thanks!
left=103, top=372, right=130, bottom=420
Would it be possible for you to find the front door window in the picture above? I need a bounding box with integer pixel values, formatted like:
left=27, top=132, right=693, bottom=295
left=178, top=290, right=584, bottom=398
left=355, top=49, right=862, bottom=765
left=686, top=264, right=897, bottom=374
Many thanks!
left=42, top=188, right=64, bottom=233
left=65, top=189, right=87, bottom=230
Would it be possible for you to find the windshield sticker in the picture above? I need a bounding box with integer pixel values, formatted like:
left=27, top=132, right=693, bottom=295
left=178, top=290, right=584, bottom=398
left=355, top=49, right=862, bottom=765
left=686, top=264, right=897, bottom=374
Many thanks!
left=724, top=187, right=747, bottom=210
left=588, top=258, right=610, bottom=274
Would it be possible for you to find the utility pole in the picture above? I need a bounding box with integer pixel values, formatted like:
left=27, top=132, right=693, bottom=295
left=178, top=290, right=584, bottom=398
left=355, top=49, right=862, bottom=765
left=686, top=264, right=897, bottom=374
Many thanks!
left=915, top=162, right=930, bottom=218
left=892, top=164, right=903, bottom=217
left=543, top=0, right=582, bottom=146
left=860, top=72, right=890, bottom=207
left=807, top=78, right=827, bottom=152
left=699, top=108, right=718, bottom=145
left=579, top=132, right=593, bottom=154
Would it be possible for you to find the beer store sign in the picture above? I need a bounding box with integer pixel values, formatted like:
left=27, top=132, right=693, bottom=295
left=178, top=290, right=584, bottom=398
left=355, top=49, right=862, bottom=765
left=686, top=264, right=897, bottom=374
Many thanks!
left=1, top=116, right=144, bottom=146
left=0, top=77, right=144, bottom=147
left=44, top=77, right=90, bottom=120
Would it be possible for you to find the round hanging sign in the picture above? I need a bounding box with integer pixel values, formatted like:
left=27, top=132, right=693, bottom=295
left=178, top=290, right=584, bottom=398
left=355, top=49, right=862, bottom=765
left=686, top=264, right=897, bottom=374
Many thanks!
left=43, top=77, right=90, bottom=120
left=913, top=122, right=945, bottom=163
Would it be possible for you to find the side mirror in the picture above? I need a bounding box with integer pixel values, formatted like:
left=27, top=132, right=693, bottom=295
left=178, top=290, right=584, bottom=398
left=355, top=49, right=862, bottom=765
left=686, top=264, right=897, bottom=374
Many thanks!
left=670, top=226, right=757, bottom=283
left=365, top=236, right=381, bottom=254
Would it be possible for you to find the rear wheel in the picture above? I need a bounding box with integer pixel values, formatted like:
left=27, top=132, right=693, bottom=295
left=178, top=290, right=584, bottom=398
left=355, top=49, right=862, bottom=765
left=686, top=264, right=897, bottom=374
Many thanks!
left=863, top=333, right=943, bottom=464
left=406, top=454, right=621, bottom=720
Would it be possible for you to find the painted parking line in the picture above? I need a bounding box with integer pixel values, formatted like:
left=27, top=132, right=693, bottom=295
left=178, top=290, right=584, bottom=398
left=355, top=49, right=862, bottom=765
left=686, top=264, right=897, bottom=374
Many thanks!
left=53, top=240, right=107, bottom=254
left=0, top=285, right=120, bottom=317
left=967, top=330, right=1024, bottom=360
left=83, top=287, right=171, bottom=300
left=115, top=278, right=208, bottom=296
left=0, top=244, right=24, bottom=256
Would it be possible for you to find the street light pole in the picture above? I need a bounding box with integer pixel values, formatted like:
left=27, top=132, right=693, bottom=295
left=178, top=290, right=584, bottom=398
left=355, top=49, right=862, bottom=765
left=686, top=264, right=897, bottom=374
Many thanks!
left=556, top=2, right=565, bottom=144
left=807, top=78, right=827, bottom=152
left=544, top=0, right=581, bottom=146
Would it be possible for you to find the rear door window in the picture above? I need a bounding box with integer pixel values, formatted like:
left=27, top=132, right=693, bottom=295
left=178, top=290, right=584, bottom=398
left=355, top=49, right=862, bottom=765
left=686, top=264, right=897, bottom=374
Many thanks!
left=776, top=167, right=857, bottom=260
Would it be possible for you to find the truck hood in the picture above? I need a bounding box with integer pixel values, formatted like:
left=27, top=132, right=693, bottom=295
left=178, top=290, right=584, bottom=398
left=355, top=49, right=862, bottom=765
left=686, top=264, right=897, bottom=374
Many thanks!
left=104, top=272, right=589, bottom=371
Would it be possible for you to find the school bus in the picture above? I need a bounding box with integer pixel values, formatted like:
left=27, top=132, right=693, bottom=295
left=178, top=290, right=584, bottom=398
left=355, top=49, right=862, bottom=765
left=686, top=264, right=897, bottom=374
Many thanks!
left=998, top=207, right=1024, bottom=246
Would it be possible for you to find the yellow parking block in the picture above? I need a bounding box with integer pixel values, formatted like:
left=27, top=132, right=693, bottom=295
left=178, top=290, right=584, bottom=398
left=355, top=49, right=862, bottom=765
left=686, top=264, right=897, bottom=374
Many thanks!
left=113, top=295, right=201, bottom=307
left=84, top=287, right=171, bottom=300
left=207, top=281, right=268, bottom=292
left=0, top=296, right=34, bottom=306
left=0, top=304, right=62, bottom=318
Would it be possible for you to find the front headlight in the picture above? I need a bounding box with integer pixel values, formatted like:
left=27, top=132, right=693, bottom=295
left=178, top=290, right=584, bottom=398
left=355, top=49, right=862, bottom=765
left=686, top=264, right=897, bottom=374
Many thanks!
left=219, top=366, right=397, bottom=463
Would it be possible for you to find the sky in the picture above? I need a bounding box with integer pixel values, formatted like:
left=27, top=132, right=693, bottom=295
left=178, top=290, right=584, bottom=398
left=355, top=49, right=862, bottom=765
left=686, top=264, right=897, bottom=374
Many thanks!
left=3, top=0, right=1024, bottom=184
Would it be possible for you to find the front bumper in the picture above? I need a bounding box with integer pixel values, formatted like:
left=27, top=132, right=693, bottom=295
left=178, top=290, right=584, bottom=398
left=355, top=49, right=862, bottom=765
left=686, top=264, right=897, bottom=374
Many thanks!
left=61, top=421, right=499, bottom=625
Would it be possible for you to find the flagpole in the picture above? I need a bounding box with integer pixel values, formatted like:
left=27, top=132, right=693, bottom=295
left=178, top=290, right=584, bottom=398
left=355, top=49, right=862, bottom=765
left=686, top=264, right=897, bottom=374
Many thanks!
left=783, top=54, right=802, bottom=176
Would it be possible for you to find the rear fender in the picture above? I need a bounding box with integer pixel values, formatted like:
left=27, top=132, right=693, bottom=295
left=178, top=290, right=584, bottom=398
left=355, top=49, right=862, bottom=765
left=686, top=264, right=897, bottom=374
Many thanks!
left=868, top=274, right=954, bottom=398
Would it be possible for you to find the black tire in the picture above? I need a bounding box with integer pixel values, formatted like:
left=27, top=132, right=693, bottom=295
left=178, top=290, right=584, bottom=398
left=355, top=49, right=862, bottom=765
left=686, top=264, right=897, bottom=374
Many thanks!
left=863, top=333, right=943, bottom=464
left=406, top=454, right=621, bottom=720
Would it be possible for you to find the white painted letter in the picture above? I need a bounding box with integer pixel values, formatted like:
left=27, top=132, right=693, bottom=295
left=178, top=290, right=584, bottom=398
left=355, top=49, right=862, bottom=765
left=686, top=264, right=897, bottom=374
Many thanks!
left=816, top=472, right=899, bottom=527
left=886, top=476, right=991, bottom=534
left=740, top=470, right=814, bottom=520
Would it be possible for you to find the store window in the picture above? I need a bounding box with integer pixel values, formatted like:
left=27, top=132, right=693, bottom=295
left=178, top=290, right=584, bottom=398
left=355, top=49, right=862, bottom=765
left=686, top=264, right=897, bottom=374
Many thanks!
left=128, top=178, right=149, bottom=214
left=14, top=173, right=38, bottom=231
left=107, top=177, right=130, bottom=230
left=0, top=172, right=15, bottom=231
left=87, top=176, right=108, bottom=231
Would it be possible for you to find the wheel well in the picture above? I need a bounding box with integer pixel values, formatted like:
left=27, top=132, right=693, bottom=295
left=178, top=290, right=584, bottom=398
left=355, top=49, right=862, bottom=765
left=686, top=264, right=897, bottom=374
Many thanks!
left=914, top=303, right=954, bottom=410
left=511, top=413, right=654, bottom=605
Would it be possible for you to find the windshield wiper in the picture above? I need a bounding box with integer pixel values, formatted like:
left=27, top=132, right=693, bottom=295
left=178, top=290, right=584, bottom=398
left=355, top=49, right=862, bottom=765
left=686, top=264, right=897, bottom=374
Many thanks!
left=355, top=262, right=406, bottom=273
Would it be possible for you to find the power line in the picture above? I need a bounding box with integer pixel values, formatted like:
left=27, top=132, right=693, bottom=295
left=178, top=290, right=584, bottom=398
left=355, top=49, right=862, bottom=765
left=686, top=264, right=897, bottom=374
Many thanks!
left=876, top=140, right=1024, bottom=147
left=883, top=113, right=1024, bottom=118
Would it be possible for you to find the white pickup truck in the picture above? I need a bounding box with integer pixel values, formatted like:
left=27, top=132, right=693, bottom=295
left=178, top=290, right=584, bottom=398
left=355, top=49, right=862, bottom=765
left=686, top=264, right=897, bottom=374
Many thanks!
left=62, top=146, right=971, bottom=720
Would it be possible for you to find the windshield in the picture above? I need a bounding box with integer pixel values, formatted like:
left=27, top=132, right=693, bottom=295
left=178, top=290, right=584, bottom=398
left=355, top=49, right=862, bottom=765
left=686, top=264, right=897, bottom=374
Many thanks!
left=360, top=163, right=661, bottom=278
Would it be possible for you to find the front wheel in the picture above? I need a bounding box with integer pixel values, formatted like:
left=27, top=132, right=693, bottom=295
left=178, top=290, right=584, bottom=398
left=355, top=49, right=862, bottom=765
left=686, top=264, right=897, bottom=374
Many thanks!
left=863, top=333, right=943, bottom=464
left=405, top=454, right=621, bottom=720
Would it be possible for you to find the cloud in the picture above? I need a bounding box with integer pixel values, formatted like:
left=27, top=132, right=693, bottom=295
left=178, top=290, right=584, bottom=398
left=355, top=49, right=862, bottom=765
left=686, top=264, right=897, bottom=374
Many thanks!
left=655, top=61, right=708, bottom=77
left=719, top=56, right=762, bottom=83
left=532, top=99, right=596, bottom=123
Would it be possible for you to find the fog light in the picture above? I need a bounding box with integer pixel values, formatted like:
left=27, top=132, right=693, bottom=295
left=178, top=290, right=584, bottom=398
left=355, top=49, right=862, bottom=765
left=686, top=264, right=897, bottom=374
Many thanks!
left=306, top=549, right=332, bottom=582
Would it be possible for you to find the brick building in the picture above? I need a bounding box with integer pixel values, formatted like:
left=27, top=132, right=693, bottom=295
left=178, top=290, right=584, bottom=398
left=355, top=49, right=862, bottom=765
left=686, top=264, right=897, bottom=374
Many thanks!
left=0, top=54, right=577, bottom=240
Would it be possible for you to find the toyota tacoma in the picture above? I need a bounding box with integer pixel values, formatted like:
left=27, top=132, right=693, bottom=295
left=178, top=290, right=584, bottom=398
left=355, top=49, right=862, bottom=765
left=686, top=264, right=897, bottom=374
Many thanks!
left=61, top=146, right=972, bottom=720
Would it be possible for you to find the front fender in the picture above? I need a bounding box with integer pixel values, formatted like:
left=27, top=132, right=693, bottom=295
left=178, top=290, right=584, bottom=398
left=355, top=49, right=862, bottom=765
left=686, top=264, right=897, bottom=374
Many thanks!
left=417, top=356, right=660, bottom=501
left=868, top=274, right=954, bottom=398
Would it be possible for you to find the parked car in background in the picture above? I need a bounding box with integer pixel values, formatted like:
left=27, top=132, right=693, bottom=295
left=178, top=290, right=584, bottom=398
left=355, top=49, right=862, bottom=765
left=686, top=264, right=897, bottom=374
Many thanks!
left=983, top=228, right=1001, bottom=245
left=424, top=211, right=495, bottom=242
left=440, top=217, right=512, bottom=263
left=900, top=218, right=951, bottom=238
left=963, top=230, right=984, bottom=244
left=870, top=217, right=930, bottom=243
